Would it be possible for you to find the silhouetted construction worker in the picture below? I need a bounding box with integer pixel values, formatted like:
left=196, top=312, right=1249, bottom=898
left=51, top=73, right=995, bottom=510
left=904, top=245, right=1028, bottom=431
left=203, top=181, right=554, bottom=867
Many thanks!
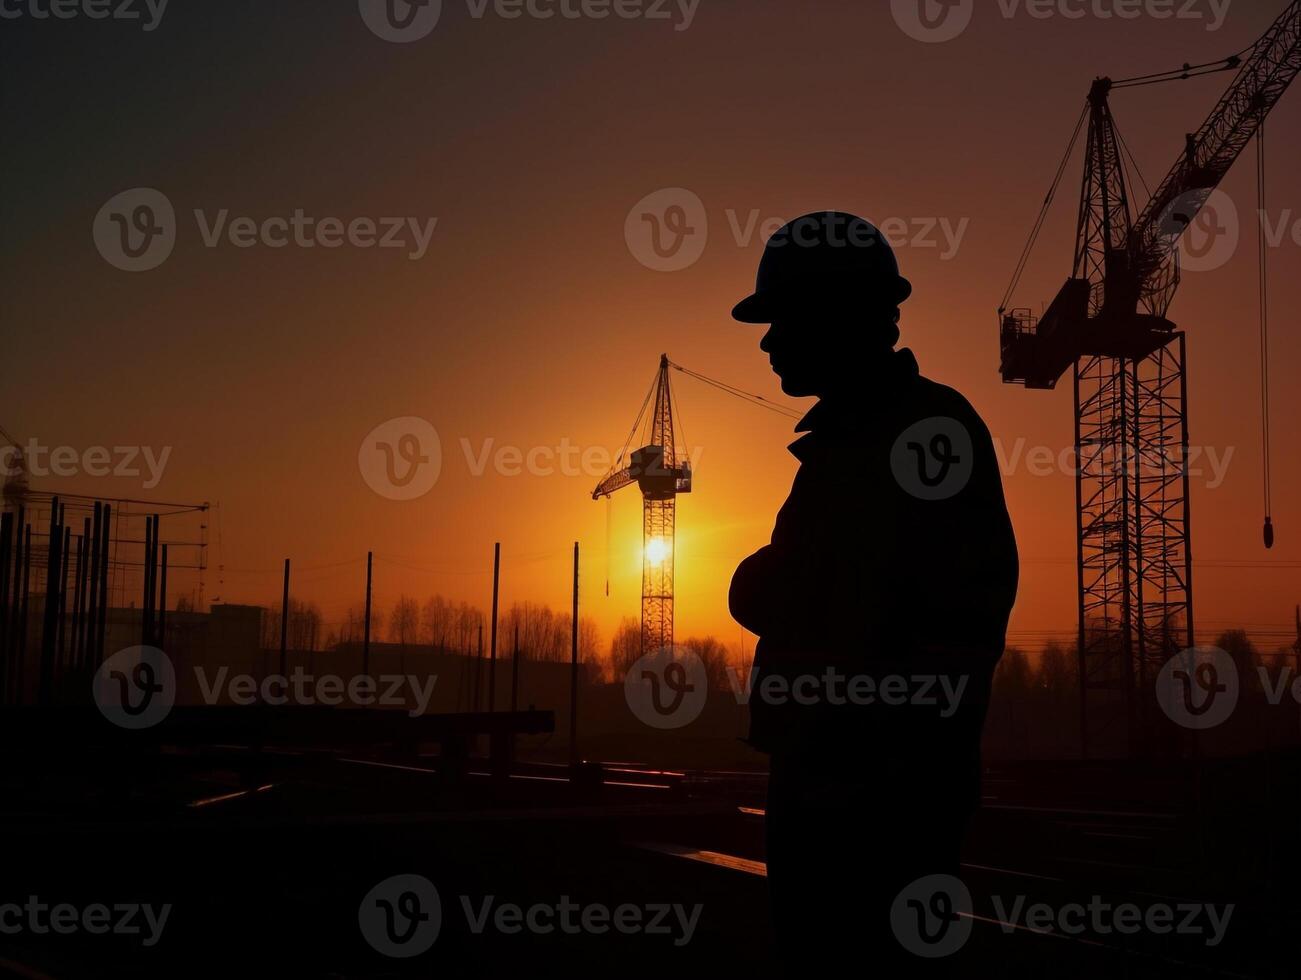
left=730, top=211, right=1018, bottom=974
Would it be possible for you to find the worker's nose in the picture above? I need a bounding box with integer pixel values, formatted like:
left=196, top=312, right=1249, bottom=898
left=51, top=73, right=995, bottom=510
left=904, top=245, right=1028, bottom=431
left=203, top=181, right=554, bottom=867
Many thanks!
left=759, top=325, right=776, bottom=353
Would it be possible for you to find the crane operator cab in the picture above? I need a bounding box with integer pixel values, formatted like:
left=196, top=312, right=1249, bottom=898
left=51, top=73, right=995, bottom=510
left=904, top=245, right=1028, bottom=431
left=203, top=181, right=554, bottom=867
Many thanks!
left=629, top=445, right=691, bottom=500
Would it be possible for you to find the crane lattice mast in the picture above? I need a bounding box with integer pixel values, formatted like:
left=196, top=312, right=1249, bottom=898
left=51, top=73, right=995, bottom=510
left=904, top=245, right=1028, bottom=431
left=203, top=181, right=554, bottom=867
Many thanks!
left=593, top=355, right=692, bottom=656
left=998, top=0, right=1301, bottom=753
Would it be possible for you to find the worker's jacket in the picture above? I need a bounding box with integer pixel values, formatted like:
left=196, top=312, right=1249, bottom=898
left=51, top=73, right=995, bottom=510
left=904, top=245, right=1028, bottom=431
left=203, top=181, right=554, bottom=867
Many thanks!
left=730, top=348, right=1018, bottom=809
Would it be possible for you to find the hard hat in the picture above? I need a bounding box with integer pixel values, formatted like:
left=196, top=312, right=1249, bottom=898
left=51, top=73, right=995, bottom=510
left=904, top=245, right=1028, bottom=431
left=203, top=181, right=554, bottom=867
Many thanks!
left=732, top=211, right=912, bottom=324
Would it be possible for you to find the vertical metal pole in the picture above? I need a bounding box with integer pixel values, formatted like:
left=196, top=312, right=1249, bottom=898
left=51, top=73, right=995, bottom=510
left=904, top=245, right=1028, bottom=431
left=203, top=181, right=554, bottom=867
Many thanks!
left=1073, top=360, right=1089, bottom=759
left=570, top=541, right=579, bottom=767
left=1178, top=333, right=1195, bottom=650
left=158, top=543, right=168, bottom=649
left=18, top=523, right=31, bottom=704
left=39, top=501, right=57, bottom=694
left=363, top=551, right=373, bottom=681
left=10, top=506, right=26, bottom=703
left=70, top=527, right=85, bottom=674
left=39, top=500, right=60, bottom=706
left=142, top=513, right=154, bottom=647
left=488, top=542, right=499, bottom=712
left=57, top=526, right=70, bottom=679
left=0, top=511, right=11, bottom=703
left=86, top=504, right=100, bottom=671
left=96, top=504, right=111, bottom=666
left=279, top=558, right=290, bottom=677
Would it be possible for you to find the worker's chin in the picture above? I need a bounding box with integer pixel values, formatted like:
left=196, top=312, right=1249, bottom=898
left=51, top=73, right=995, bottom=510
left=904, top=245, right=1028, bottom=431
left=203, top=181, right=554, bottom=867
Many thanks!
left=776, top=374, right=817, bottom=398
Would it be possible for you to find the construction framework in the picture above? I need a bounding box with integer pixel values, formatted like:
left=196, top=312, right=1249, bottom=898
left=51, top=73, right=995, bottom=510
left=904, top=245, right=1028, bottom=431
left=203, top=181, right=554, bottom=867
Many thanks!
left=593, top=355, right=692, bottom=656
left=999, top=0, right=1301, bottom=753
left=1074, top=339, right=1193, bottom=747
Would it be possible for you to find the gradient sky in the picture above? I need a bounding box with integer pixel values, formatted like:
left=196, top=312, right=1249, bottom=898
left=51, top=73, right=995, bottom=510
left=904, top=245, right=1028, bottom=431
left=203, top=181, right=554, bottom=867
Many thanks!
left=3, top=0, right=1298, bottom=655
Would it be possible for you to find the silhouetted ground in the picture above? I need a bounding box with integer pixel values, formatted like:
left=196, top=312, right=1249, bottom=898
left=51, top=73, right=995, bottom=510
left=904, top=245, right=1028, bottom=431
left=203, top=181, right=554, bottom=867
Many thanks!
left=2, top=730, right=1298, bottom=978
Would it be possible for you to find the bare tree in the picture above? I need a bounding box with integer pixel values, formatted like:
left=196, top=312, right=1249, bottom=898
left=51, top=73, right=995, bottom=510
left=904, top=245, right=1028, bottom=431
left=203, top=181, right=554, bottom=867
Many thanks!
left=287, top=599, right=323, bottom=652
left=390, top=595, right=419, bottom=649
left=421, top=595, right=452, bottom=650
left=1035, top=640, right=1076, bottom=695
left=609, top=617, right=640, bottom=682
left=682, top=635, right=733, bottom=691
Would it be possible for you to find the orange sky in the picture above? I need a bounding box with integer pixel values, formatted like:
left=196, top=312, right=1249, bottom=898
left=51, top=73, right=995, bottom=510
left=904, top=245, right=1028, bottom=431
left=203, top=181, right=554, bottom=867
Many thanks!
left=4, top=1, right=1299, bottom=655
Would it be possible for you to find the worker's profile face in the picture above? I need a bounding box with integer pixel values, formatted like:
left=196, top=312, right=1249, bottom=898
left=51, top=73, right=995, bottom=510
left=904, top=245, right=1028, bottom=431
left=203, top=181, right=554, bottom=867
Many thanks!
left=760, top=318, right=821, bottom=396
left=760, top=314, right=880, bottom=397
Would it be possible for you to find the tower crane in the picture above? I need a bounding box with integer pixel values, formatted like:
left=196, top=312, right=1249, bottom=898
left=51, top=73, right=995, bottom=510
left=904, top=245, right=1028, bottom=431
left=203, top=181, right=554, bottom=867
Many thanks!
left=998, top=1, right=1301, bottom=750
left=593, top=355, right=692, bottom=656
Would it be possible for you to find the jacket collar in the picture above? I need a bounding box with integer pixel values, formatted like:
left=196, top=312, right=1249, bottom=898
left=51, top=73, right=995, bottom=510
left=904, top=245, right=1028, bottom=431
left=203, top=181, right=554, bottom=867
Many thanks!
left=790, top=348, right=920, bottom=456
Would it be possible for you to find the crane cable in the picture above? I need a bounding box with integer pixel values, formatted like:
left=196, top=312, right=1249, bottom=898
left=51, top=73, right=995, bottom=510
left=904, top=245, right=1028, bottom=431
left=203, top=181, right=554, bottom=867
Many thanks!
left=667, top=360, right=804, bottom=420
left=998, top=103, right=1090, bottom=318
left=1257, top=123, right=1275, bottom=549
left=600, top=358, right=803, bottom=600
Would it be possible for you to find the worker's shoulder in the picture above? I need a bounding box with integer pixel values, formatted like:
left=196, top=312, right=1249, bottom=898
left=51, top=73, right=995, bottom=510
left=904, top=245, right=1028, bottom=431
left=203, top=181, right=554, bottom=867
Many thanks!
left=908, top=372, right=992, bottom=434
